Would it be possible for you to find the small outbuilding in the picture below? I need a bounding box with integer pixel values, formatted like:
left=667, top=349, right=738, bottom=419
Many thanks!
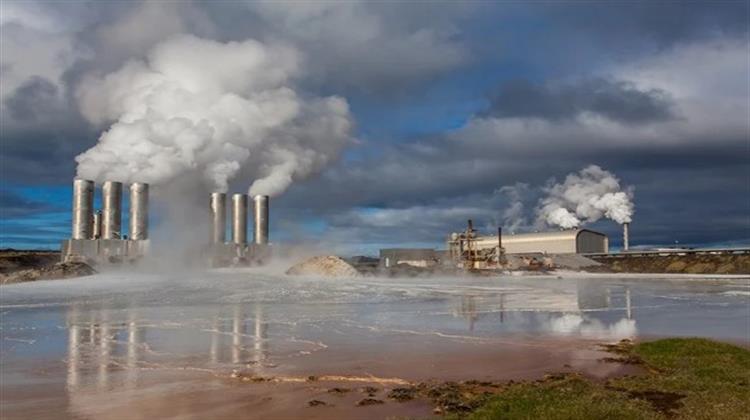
left=379, top=248, right=439, bottom=268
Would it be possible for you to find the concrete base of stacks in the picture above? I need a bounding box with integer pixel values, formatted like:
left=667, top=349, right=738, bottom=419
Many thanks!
left=206, top=243, right=272, bottom=267
left=61, top=239, right=149, bottom=264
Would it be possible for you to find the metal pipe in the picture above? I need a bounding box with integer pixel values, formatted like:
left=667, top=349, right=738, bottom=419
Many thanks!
left=210, top=192, right=227, bottom=244
left=93, top=210, right=102, bottom=239
left=232, top=194, right=248, bottom=245
left=71, top=179, right=95, bottom=240
left=101, top=181, right=123, bottom=239
left=129, top=183, right=149, bottom=240
left=623, top=222, right=630, bottom=252
left=253, top=195, right=269, bottom=245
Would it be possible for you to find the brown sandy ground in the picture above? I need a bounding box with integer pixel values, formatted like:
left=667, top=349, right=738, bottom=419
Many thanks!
left=0, top=249, right=95, bottom=284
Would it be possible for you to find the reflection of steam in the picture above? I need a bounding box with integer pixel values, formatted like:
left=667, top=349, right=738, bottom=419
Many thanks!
left=548, top=313, right=636, bottom=339
left=626, top=288, right=632, bottom=320
left=449, top=282, right=635, bottom=339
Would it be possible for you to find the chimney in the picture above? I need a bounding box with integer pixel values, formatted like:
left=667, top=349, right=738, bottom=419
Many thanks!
left=498, top=226, right=502, bottom=249
left=253, top=195, right=269, bottom=245
left=71, top=179, right=94, bottom=240
left=623, top=222, right=630, bottom=252
left=101, top=181, right=123, bottom=239
left=129, top=183, right=149, bottom=240
left=93, top=210, right=102, bottom=239
left=232, top=193, right=248, bottom=245
left=210, top=192, right=227, bottom=244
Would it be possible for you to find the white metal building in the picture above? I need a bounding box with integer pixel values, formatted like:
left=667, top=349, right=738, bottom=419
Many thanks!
left=472, top=229, right=609, bottom=254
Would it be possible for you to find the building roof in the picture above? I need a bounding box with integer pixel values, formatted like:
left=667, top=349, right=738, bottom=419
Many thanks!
left=474, top=229, right=605, bottom=246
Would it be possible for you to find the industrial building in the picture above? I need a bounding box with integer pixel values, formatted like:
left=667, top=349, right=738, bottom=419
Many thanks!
left=61, top=179, right=273, bottom=266
left=207, top=192, right=271, bottom=266
left=379, top=248, right=440, bottom=268
left=61, top=179, right=149, bottom=263
left=471, top=229, right=609, bottom=255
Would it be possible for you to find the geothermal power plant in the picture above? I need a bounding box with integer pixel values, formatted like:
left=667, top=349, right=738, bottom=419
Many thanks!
left=60, top=177, right=635, bottom=270
left=61, top=179, right=271, bottom=266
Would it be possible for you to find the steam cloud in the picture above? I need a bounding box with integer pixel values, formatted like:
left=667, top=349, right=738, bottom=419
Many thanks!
left=536, top=165, right=634, bottom=229
left=75, top=35, right=353, bottom=196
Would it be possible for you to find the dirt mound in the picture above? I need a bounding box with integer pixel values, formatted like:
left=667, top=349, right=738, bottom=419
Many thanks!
left=286, top=256, right=362, bottom=277
left=0, top=262, right=96, bottom=285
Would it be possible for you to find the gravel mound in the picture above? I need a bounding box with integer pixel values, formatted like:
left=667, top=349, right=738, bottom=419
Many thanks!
left=286, top=255, right=362, bottom=277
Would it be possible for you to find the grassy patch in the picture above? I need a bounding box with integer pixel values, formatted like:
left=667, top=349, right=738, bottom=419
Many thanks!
left=609, top=338, right=750, bottom=419
left=446, top=338, right=749, bottom=419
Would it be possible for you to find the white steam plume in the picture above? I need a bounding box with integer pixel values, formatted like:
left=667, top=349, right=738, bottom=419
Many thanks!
left=536, top=165, right=634, bottom=229
left=75, top=35, right=353, bottom=196
left=495, top=182, right=530, bottom=233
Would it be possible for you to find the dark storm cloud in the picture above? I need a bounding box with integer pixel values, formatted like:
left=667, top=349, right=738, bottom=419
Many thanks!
left=1, top=1, right=748, bottom=250
left=0, top=189, right=56, bottom=218
left=487, top=79, right=675, bottom=124
left=4, top=76, right=59, bottom=121
left=560, top=1, right=749, bottom=46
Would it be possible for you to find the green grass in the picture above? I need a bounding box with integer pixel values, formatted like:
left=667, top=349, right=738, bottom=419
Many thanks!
left=457, top=338, right=750, bottom=420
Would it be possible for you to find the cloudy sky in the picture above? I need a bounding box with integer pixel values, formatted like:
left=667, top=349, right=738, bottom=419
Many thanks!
left=1, top=1, right=748, bottom=253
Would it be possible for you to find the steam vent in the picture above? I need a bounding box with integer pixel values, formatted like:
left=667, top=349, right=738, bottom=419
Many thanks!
left=61, top=179, right=150, bottom=264
left=207, top=192, right=271, bottom=266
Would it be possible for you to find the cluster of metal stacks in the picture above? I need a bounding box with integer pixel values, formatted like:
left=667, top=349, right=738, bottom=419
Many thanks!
left=61, top=179, right=149, bottom=263
left=207, top=192, right=271, bottom=266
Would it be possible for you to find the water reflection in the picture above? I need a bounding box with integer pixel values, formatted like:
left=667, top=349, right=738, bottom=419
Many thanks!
left=452, top=280, right=636, bottom=339
left=64, top=303, right=269, bottom=395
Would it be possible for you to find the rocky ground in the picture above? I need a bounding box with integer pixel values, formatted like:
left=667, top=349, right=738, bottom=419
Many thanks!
left=0, top=250, right=96, bottom=285
left=590, top=253, right=750, bottom=275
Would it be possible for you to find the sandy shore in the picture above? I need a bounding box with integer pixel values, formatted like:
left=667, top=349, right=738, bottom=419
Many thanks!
left=1, top=335, right=636, bottom=420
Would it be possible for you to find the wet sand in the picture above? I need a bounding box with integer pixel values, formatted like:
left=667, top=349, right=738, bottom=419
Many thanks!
left=2, top=335, right=634, bottom=420
left=1, top=271, right=747, bottom=419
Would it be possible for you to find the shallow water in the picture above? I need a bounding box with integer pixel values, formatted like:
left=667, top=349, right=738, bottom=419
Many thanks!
left=1, top=271, right=748, bottom=419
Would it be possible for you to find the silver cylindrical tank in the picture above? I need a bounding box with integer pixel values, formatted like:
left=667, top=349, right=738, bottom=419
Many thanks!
left=71, top=179, right=94, bottom=240
left=253, top=195, right=269, bottom=245
left=210, top=192, right=227, bottom=244
left=101, top=181, right=123, bottom=239
left=129, top=183, right=149, bottom=240
left=93, top=210, right=102, bottom=239
left=232, top=193, right=248, bottom=245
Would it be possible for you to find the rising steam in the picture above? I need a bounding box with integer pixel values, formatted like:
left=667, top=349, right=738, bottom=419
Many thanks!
left=536, top=165, right=634, bottom=229
left=75, top=35, right=353, bottom=196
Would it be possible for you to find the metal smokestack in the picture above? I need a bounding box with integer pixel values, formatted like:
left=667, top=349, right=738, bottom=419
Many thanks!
left=93, top=210, right=102, bottom=239
left=71, top=179, right=94, bottom=240
left=210, top=192, right=227, bottom=244
left=253, top=195, right=269, bottom=245
left=101, top=181, right=123, bottom=239
left=232, top=194, right=248, bottom=245
left=623, top=222, right=630, bottom=252
left=129, top=183, right=149, bottom=240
